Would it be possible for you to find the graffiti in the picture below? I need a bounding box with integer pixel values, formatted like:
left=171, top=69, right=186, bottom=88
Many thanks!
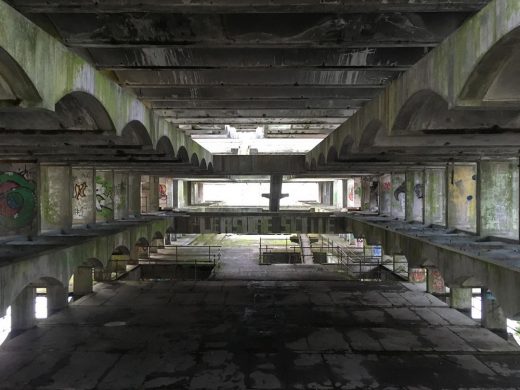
left=394, top=182, right=406, bottom=201
left=159, top=184, right=168, bottom=201
left=414, top=183, right=424, bottom=199
left=0, top=171, right=36, bottom=229
left=74, top=182, right=88, bottom=200
left=96, top=175, right=113, bottom=219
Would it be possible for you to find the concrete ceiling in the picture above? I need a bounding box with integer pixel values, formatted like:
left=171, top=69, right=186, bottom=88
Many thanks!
left=8, top=0, right=490, bottom=144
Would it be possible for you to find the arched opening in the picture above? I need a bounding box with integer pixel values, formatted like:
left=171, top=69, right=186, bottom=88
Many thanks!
left=156, top=136, right=175, bottom=159
left=200, top=158, right=207, bottom=170
left=310, top=158, right=317, bottom=170
left=392, top=89, right=518, bottom=133
left=133, top=238, right=150, bottom=263
left=191, top=153, right=199, bottom=167
left=358, top=121, right=384, bottom=152
left=460, top=26, right=520, bottom=105
left=207, top=162, right=214, bottom=173
left=317, top=153, right=325, bottom=166
left=107, top=246, right=131, bottom=280
left=71, top=258, right=105, bottom=298
left=338, top=136, right=354, bottom=160
left=326, top=146, right=338, bottom=164
left=150, top=231, right=165, bottom=253
left=177, top=146, right=189, bottom=163
left=0, top=48, right=41, bottom=106
left=55, top=91, right=115, bottom=131
left=122, top=120, right=153, bottom=147
left=4, top=276, right=66, bottom=338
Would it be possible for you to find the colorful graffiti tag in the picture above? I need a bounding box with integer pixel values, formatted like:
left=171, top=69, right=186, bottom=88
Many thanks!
left=0, top=172, right=36, bottom=229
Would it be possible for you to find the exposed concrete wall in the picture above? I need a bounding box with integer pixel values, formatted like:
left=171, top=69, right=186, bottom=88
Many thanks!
left=0, top=163, right=38, bottom=238
left=0, top=0, right=211, bottom=163
left=0, top=216, right=172, bottom=315
left=448, top=164, right=477, bottom=232
left=391, top=173, right=406, bottom=220
left=406, top=170, right=424, bottom=223
left=345, top=215, right=520, bottom=319
left=480, top=160, right=519, bottom=239
left=424, top=168, right=446, bottom=226
left=72, top=168, right=95, bottom=225
left=40, top=165, right=72, bottom=233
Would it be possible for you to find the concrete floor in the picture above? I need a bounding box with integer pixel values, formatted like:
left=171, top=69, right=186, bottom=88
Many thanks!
left=1, top=279, right=520, bottom=389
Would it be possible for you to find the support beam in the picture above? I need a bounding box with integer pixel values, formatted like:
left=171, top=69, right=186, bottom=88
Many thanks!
left=450, top=287, right=472, bottom=313
left=11, top=286, right=36, bottom=332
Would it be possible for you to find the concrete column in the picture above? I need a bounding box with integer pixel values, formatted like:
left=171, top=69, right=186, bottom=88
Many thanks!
left=269, top=174, right=284, bottom=212
left=391, top=173, right=406, bottom=220
left=95, top=170, right=114, bottom=222
left=406, top=170, right=424, bottom=223
left=424, top=168, right=446, bottom=226
left=172, top=180, right=179, bottom=209
left=128, top=174, right=141, bottom=218
left=450, top=287, right=472, bottom=313
left=319, top=181, right=333, bottom=205
left=333, top=179, right=344, bottom=209
left=481, top=289, right=508, bottom=337
left=379, top=174, right=392, bottom=215
left=114, top=172, right=129, bottom=220
left=47, top=284, right=68, bottom=314
left=148, top=176, right=160, bottom=211
left=11, top=286, right=36, bottom=331
left=72, top=167, right=95, bottom=225
left=73, top=266, right=93, bottom=297
left=40, top=165, right=72, bottom=232
left=408, top=268, right=426, bottom=283
left=480, top=161, right=519, bottom=240
left=447, top=164, right=477, bottom=233
left=426, top=268, right=445, bottom=295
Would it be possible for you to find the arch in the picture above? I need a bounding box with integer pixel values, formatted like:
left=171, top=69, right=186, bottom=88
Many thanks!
left=165, top=225, right=175, bottom=234
left=80, top=258, right=104, bottom=269
left=152, top=231, right=164, bottom=240
left=0, top=48, right=41, bottom=105
left=177, top=146, right=189, bottom=163
left=207, top=162, right=214, bottom=173
left=156, top=136, right=175, bottom=159
left=200, top=158, right=207, bottom=170
left=310, top=158, right=317, bottom=170
left=326, top=146, right=338, bottom=164
left=135, top=237, right=150, bottom=248
left=460, top=26, right=520, bottom=105
left=191, top=153, right=199, bottom=167
left=338, top=136, right=354, bottom=159
left=55, top=91, right=115, bottom=131
left=392, top=89, right=518, bottom=133
left=112, top=245, right=131, bottom=256
left=318, top=153, right=325, bottom=166
left=122, top=120, right=153, bottom=147
left=358, top=120, right=384, bottom=152
left=32, top=276, right=64, bottom=288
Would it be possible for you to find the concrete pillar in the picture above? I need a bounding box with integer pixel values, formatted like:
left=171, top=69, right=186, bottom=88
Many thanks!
left=333, top=179, right=344, bottom=209
left=447, top=164, right=477, bottom=233
left=11, top=286, right=36, bottom=331
left=40, top=165, right=72, bottom=232
left=148, top=176, right=160, bottom=212
left=114, top=172, right=129, bottom=220
left=379, top=174, right=392, bottom=215
left=95, top=170, right=114, bottom=222
left=47, top=284, right=68, bottom=314
left=73, top=266, right=93, bottom=297
left=391, top=173, right=406, bottom=220
left=172, top=180, right=179, bottom=209
left=406, top=170, right=424, bottom=223
left=72, top=167, right=95, bottom=225
left=128, top=174, right=141, bottom=218
left=408, top=268, right=426, bottom=283
left=481, top=289, right=508, bottom=337
left=319, top=181, right=333, bottom=205
left=424, top=168, right=446, bottom=226
left=426, top=268, right=445, bottom=295
left=269, top=174, right=284, bottom=212
left=480, top=161, right=519, bottom=240
left=450, top=287, right=472, bottom=313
